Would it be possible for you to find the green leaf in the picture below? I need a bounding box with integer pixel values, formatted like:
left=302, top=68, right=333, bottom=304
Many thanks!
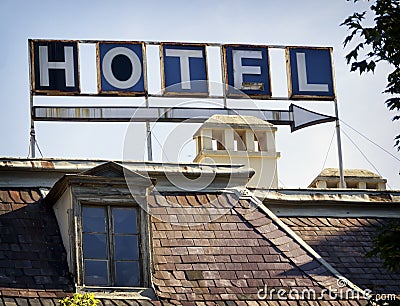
left=386, top=97, right=400, bottom=110
left=367, top=60, right=376, bottom=72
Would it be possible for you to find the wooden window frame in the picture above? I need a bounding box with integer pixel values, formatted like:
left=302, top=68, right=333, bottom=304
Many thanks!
left=75, top=200, right=152, bottom=291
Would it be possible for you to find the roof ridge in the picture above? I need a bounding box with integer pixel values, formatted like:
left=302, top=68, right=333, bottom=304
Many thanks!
left=230, top=187, right=368, bottom=296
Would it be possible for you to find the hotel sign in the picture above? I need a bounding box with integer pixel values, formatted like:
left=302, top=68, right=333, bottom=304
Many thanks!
left=29, top=40, right=336, bottom=100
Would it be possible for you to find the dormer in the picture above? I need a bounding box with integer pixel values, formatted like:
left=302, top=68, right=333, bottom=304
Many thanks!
left=45, top=162, right=156, bottom=298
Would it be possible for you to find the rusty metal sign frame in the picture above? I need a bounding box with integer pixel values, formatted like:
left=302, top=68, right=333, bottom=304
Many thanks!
left=28, top=39, right=338, bottom=101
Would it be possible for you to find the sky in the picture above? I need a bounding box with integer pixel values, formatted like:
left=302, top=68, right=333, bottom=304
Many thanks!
left=0, top=0, right=399, bottom=189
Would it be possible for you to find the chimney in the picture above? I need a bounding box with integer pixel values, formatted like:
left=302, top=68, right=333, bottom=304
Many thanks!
left=309, top=168, right=387, bottom=190
left=193, top=115, right=280, bottom=189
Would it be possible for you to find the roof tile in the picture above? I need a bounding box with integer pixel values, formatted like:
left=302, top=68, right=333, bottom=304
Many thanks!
left=0, top=190, right=14, bottom=204
left=8, top=191, right=24, bottom=205
left=29, top=189, right=42, bottom=202
left=18, top=191, right=35, bottom=204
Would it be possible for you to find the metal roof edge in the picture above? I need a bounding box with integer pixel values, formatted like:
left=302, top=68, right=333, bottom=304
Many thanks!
left=0, top=157, right=252, bottom=174
left=252, top=188, right=400, bottom=204
left=0, top=157, right=107, bottom=172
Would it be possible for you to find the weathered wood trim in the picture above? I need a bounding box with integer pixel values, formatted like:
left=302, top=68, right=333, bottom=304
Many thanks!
left=107, top=206, right=114, bottom=286
left=73, top=195, right=83, bottom=286
left=140, top=207, right=151, bottom=288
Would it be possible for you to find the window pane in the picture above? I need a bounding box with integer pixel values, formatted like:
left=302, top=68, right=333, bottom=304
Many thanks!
left=83, top=207, right=106, bottom=233
left=114, top=235, right=139, bottom=260
left=113, top=207, right=138, bottom=234
left=115, top=261, right=140, bottom=287
left=84, top=260, right=108, bottom=286
left=83, top=233, right=107, bottom=259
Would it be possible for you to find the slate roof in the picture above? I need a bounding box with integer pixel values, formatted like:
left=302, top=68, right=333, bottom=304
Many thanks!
left=0, top=188, right=72, bottom=295
left=281, top=217, right=400, bottom=293
left=148, top=192, right=369, bottom=304
left=0, top=164, right=399, bottom=305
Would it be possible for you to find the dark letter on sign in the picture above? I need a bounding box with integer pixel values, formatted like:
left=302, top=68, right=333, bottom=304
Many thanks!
left=31, top=40, right=79, bottom=94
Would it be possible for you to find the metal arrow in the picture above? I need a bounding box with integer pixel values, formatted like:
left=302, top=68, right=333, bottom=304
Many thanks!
left=33, top=104, right=336, bottom=132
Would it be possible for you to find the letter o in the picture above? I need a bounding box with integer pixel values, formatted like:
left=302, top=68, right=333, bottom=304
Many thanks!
left=102, top=47, right=142, bottom=89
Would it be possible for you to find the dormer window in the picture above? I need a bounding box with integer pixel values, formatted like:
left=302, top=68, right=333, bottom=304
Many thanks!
left=46, top=162, right=154, bottom=296
left=82, top=206, right=141, bottom=287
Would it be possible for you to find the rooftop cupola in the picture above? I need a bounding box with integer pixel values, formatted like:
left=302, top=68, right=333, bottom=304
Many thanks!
left=309, top=168, right=387, bottom=190
left=193, top=115, right=280, bottom=189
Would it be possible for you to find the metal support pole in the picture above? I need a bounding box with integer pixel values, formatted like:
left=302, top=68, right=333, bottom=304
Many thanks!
left=144, top=93, right=153, bottom=161
left=28, top=40, right=36, bottom=158
left=30, top=128, right=36, bottom=158
left=219, top=47, right=228, bottom=109
left=146, top=121, right=153, bottom=161
left=143, top=44, right=153, bottom=162
left=334, top=98, right=345, bottom=188
left=29, top=94, right=36, bottom=158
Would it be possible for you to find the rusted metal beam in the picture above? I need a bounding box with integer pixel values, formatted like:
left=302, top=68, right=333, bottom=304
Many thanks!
left=31, top=38, right=289, bottom=49
left=32, top=106, right=293, bottom=125
left=33, top=105, right=336, bottom=131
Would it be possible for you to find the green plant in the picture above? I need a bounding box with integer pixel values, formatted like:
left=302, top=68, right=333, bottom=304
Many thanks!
left=366, top=220, right=400, bottom=272
left=59, top=293, right=99, bottom=306
left=341, top=0, right=400, bottom=150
